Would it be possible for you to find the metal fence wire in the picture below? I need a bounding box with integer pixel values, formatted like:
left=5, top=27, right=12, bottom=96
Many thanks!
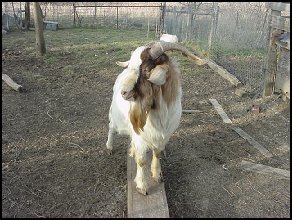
left=2, top=2, right=288, bottom=97
left=164, top=2, right=271, bottom=96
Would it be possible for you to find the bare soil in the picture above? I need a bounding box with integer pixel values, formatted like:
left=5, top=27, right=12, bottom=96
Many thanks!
left=2, top=29, right=290, bottom=218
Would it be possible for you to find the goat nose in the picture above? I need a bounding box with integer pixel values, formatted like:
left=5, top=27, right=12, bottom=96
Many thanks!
left=121, top=91, right=127, bottom=96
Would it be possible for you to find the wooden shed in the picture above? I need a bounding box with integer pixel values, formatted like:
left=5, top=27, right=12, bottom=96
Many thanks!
left=263, top=2, right=290, bottom=99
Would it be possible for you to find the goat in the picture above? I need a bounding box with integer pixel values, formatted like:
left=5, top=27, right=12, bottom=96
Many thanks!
left=160, top=34, right=178, bottom=43
left=106, top=41, right=206, bottom=195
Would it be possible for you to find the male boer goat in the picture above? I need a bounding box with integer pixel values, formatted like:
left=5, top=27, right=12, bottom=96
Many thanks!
left=106, top=41, right=206, bottom=195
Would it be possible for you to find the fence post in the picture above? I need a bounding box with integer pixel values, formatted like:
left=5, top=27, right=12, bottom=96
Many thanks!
left=159, top=2, right=166, bottom=35
left=208, top=2, right=219, bottom=57
left=116, top=7, right=119, bottom=29
left=263, top=4, right=281, bottom=97
left=94, top=3, right=97, bottom=23
left=73, top=3, right=76, bottom=27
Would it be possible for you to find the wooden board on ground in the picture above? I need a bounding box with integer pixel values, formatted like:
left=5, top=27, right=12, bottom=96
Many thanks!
left=206, top=59, right=242, bottom=87
left=209, top=98, right=232, bottom=124
left=2, top=74, right=23, bottom=92
left=241, top=160, right=290, bottom=180
left=127, top=151, right=169, bottom=218
left=232, top=127, right=273, bottom=158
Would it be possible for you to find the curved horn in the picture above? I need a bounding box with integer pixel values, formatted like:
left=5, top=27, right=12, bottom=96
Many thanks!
left=148, top=41, right=207, bottom=65
left=116, top=61, right=129, bottom=67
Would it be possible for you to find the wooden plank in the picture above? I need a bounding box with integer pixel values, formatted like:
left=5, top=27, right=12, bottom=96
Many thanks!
left=241, top=160, right=290, bottom=180
left=265, top=2, right=290, bottom=12
left=127, top=151, right=169, bottom=218
left=2, top=74, right=23, bottom=92
left=271, top=15, right=290, bottom=32
left=206, top=59, right=242, bottom=87
left=209, top=98, right=232, bottom=124
left=263, top=9, right=281, bottom=97
left=232, top=127, right=273, bottom=158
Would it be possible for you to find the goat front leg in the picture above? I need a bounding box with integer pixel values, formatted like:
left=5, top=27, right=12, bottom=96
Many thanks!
left=129, top=141, right=135, bottom=158
left=134, top=154, right=148, bottom=195
left=106, top=123, right=114, bottom=155
left=151, top=149, right=162, bottom=183
left=132, top=139, right=148, bottom=195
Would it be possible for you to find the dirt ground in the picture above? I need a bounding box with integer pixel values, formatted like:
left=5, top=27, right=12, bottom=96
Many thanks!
left=2, top=29, right=290, bottom=218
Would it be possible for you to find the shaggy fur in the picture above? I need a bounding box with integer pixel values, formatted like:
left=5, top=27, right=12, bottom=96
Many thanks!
left=106, top=44, right=183, bottom=195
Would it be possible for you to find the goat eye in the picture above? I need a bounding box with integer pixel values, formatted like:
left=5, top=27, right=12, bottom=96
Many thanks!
left=145, top=70, right=151, bottom=78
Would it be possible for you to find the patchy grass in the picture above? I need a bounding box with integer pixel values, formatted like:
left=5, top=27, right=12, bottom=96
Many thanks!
left=2, top=27, right=289, bottom=218
left=2, top=27, right=158, bottom=74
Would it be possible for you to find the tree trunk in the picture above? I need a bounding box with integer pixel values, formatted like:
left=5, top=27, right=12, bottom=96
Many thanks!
left=24, top=2, right=30, bottom=30
left=159, top=2, right=166, bottom=35
left=33, top=2, right=46, bottom=56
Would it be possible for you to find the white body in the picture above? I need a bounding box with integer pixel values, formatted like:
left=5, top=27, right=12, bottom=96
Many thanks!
left=106, top=45, right=182, bottom=195
left=109, top=68, right=182, bottom=148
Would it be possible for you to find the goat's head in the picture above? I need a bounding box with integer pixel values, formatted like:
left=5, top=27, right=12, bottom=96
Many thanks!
left=117, top=42, right=206, bottom=102
left=116, top=42, right=206, bottom=133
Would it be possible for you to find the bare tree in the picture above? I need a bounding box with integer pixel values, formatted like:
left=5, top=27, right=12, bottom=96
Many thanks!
left=33, top=2, right=46, bottom=56
left=24, top=2, right=30, bottom=30
left=179, top=2, right=203, bottom=40
left=11, top=2, right=23, bottom=30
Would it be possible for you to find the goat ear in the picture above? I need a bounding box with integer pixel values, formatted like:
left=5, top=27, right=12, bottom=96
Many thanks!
left=116, top=61, right=129, bottom=67
left=148, top=65, right=168, bottom=85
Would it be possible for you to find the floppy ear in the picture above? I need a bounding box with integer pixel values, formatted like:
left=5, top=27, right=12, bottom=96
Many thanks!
left=148, top=64, right=168, bottom=85
left=116, top=61, right=129, bottom=67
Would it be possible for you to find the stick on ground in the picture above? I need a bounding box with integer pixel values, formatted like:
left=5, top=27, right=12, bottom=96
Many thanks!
left=233, top=127, right=273, bottom=158
left=2, top=74, right=24, bottom=92
left=241, top=160, right=290, bottom=180
left=209, top=98, right=232, bottom=123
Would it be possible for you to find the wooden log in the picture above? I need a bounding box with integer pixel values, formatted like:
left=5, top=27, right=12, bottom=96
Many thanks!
left=206, top=59, right=242, bottom=87
left=241, top=160, right=290, bottom=180
left=209, top=98, right=232, bottom=124
left=232, top=127, right=273, bottom=158
left=127, top=151, right=169, bottom=218
left=2, top=74, right=23, bottom=92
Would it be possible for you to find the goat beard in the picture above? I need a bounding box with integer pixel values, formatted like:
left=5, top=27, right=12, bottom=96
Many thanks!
left=129, top=82, right=160, bottom=134
left=129, top=101, right=148, bottom=134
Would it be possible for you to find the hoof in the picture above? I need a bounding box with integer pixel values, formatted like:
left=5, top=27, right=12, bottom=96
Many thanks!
left=128, top=150, right=134, bottom=158
left=136, top=186, right=148, bottom=195
left=106, top=148, right=112, bottom=155
left=129, top=146, right=135, bottom=158
left=152, top=173, right=163, bottom=183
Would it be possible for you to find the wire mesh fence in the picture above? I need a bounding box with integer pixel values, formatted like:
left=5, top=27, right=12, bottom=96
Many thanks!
left=164, top=2, right=271, bottom=96
left=2, top=2, right=162, bottom=32
left=2, top=2, right=289, bottom=97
